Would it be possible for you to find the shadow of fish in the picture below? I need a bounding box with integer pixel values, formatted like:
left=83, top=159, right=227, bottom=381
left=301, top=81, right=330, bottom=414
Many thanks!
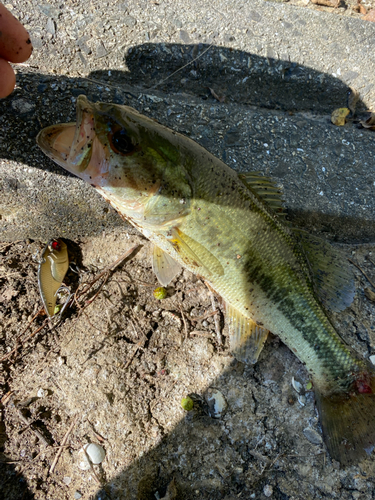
left=37, top=95, right=375, bottom=465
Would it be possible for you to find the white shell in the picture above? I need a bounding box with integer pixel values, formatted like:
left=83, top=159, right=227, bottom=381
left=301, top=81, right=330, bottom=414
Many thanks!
left=297, top=394, right=306, bottom=407
left=370, top=355, right=375, bottom=366
left=206, top=388, right=227, bottom=418
left=291, top=376, right=302, bottom=394
left=78, top=443, right=106, bottom=470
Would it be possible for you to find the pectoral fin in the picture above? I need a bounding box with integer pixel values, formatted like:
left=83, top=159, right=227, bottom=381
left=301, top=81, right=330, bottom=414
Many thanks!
left=226, top=304, right=269, bottom=364
left=152, top=245, right=182, bottom=286
left=169, top=228, right=224, bottom=277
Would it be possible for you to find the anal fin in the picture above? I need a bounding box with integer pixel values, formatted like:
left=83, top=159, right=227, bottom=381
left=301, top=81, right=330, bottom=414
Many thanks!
left=152, top=245, right=182, bottom=286
left=226, top=304, right=269, bottom=364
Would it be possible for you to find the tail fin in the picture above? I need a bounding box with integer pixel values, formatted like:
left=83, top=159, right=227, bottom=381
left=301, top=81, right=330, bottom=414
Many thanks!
left=315, top=381, right=375, bottom=465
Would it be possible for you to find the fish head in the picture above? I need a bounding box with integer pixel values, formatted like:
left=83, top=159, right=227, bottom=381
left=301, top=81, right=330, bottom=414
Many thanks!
left=37, top=95, right=189, bottom=218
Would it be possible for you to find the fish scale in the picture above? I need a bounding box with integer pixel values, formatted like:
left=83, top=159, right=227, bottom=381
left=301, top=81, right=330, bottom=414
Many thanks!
left=37, top=95, right=375, bottom=465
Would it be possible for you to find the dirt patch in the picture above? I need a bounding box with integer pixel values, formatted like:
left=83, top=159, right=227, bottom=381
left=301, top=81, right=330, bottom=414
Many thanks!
left=1, top=233, right=375, bottom=499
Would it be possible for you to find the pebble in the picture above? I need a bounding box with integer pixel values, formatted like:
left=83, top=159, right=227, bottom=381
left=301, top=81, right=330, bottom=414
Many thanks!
left=303, top=427, right=323, bottom=445
left=263, top=484, right=273, bottom=497
left=78, top=443, right=106, bottom=470
left=11, top=99, right=36, bottom=115
left=206, top=388, right=227, bottom=418
left=38, top=3, right=60, bottom=18
left=46, top=18, right=56, bottom=36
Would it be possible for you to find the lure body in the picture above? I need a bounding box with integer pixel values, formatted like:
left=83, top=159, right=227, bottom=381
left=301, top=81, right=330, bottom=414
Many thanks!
left=38, top=239, right=69, bottom=316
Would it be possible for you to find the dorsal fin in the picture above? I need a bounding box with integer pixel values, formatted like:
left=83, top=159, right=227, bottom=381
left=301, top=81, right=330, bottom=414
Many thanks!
left=294, top=229, right=355, bottom=312
left=238, top=171, right=287, bottom=218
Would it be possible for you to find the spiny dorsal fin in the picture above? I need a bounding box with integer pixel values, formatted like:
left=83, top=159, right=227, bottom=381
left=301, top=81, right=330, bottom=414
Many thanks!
left=226, top=303, right=269, bottom=364
left=238, top=171, right=287, bottom=218
left=294, top=230, right=355, bottom=312
left=152, top=245, right=182, bottom=286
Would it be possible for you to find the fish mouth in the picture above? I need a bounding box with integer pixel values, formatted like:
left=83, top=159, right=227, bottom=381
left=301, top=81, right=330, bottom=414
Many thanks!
left=37, top=95, right=96, bottom=176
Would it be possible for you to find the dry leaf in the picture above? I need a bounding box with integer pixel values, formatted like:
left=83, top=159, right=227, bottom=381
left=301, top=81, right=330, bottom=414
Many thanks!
left=359, top=113, right=375, bottom=130
left=209, top=87, right=226, bottom=103
left=364, top=9, right=375, bottom=21
left=347, top=88, right=359, bottom=115
left=365, top=287, right=375, bottom=302
left=331, top=108, right=350, bottom=126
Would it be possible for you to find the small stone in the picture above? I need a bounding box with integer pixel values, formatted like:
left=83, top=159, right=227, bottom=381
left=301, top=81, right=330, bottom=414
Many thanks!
left=46, top=18, right=56, bottom=35
left=38, top=4, right=60, bottom=18
left=37, top=388, right=47, bottom=398
left=74, top=492, right=82, bottom=500
left=78, top=443, right=106, bottom=470
left=124, top=15, right=137, bottom=27
left=95, top=41, right=107, bottom=58
left=11, top=99, right=36, bottom=115
left=206, top=388, right=227, bottom=418
left=303, top=427, right=323, bottom=445
left=63, top=476, right=71, bottom=485
left=263, top=484, right=273, bottom=497
left=179, top=30, right=191, bottom=43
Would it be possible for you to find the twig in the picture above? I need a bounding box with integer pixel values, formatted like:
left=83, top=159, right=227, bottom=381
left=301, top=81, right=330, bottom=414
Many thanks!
left=72, top=245, right=139, bottom=310
left=348, top=259, right=375, bottom=289
left=124, top=339, right=145, bottom=369
left=0, top=241, right=21, bottom=251
left=311, top=0, right=340, bottom=6
left=190, top=310, right=219, bottom=322
left=1, top=390, right=14, bottom=405
left=49, top=416, right=78, bottom=474
left=87, top=420, right=107, bottom=443
left=16, top=408, right=50, bottom=446
left=206, top=284, right=223, bottom=346
left=190, top=330, right=214, bottom=337
left=179, top=305, right=189, bottom=339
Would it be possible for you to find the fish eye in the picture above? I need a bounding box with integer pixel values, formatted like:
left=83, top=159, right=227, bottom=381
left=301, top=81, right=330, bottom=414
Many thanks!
left=108, top=129, right=136, bottom=156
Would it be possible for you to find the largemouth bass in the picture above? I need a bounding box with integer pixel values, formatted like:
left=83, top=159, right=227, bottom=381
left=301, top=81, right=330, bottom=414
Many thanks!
left=37, top=95, right=375, bottom=465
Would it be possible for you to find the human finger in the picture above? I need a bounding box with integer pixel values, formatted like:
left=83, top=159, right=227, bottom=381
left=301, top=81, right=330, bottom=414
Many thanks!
left=0, top=57, right=16, bottom=98
left=0, top=3, right=33, bottom=63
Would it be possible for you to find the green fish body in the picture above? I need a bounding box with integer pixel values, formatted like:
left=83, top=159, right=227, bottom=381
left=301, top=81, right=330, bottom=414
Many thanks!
left=37, top=96, right=375, bottom=464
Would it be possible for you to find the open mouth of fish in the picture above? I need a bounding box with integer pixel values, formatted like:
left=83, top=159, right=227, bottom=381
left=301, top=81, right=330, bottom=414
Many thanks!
left=36, top=96, right=111, bottom=187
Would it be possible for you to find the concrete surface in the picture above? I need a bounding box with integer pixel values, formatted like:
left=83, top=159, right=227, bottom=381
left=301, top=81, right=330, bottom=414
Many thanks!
left=1, top=0, right=375, bottom=243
